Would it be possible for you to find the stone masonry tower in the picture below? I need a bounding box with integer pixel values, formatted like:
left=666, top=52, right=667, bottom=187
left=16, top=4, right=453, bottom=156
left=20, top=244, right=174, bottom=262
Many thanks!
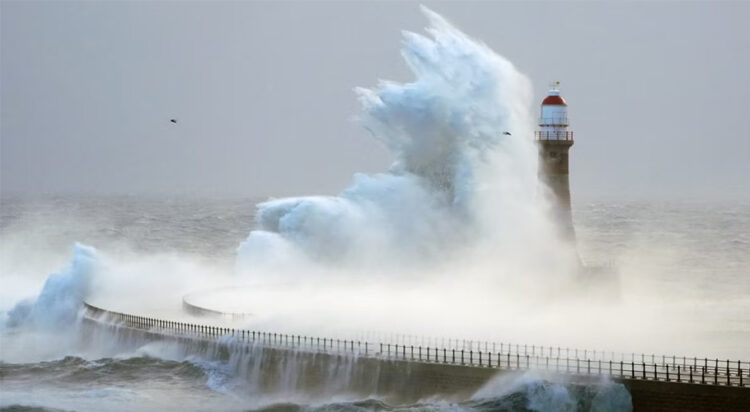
left=536, top=82, right=576, bottom=241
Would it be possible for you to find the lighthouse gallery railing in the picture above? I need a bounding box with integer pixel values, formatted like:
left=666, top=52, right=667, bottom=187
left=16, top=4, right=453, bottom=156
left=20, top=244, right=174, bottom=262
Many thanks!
left=535, top=130, right=574, bottom=141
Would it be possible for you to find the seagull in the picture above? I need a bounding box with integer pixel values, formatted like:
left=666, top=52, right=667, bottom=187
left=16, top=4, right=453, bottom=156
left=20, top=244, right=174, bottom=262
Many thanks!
left=503, top=131, right=511, bottom=136
left=170, top=119, right=177, bottom=124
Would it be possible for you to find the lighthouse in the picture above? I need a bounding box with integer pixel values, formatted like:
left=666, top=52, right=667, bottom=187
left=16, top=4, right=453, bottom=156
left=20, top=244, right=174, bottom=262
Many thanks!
left=536, top=82, right=576, bottom=241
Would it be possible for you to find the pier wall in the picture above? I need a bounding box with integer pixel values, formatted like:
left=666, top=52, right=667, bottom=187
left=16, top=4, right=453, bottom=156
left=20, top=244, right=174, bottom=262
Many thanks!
left=80, top=303, right=750, bottom=410
left=624, top=380, right=750, bottom=412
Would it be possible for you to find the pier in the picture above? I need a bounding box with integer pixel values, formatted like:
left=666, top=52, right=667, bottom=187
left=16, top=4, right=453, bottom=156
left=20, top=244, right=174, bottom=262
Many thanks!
left=82, top=302, right=750, bottom=411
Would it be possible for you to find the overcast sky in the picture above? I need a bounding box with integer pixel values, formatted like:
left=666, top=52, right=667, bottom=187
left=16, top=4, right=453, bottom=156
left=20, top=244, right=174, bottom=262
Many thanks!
left=2, top=1, right=749, bottom=201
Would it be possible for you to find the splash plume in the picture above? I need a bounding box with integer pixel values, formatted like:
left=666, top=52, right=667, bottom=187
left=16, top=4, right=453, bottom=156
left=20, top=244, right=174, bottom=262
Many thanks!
left=238, top=7, right=573, bottom=279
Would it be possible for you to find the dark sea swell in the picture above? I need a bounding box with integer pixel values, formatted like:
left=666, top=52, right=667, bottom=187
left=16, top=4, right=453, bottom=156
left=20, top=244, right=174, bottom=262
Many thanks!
left=0, top=356, right=205, bottom=387
left=0, top=356, right=232, bottom=412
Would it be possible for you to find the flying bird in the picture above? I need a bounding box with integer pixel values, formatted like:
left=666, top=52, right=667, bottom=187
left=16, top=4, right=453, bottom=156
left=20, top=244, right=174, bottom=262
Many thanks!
left=170, top=119, right=177, bottom=124
left=503, top=131, right=511, bottom=135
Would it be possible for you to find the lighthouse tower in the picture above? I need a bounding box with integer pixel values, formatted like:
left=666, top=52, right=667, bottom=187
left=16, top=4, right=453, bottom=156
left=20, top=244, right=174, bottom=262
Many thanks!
left=536, top=82, right=576, bottom=240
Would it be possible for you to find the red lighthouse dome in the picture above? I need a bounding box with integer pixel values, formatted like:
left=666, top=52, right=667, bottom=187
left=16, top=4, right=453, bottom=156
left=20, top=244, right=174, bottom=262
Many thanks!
left=541, top=94, right=567, bottom=106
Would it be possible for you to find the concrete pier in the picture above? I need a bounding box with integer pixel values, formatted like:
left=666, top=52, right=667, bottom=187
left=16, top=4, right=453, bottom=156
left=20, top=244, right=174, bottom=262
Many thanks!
left=81, top=302, right=750, bottom=410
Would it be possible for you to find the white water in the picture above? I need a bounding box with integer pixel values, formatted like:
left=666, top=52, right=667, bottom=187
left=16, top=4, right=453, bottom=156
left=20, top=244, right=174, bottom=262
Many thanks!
left=2, top=243, right=98, bottom=330
left=237, top=7, right=573, bottom=279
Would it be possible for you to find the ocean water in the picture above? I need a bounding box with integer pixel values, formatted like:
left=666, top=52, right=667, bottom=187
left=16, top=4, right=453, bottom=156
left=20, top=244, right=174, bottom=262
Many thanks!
left=1, top=195, right=748, bottom=411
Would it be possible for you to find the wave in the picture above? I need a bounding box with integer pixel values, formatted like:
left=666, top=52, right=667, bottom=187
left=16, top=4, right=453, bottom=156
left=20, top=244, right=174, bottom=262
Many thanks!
left=1, top=244, right=99, bottom=332
left=236, top=6, right=570, bottom=280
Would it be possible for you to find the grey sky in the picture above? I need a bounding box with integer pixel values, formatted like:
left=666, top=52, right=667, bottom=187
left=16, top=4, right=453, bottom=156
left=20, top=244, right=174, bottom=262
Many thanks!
left=2, top=1, right=749, bottom=200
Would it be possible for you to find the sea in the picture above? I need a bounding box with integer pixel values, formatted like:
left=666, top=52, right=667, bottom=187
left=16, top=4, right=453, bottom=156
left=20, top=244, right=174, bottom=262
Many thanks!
left=1, top=195, right=748, bottom=411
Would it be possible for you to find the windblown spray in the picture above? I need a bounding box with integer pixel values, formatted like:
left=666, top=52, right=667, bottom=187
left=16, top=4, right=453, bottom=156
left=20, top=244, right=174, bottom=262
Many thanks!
left=237, top=8, right=574, bottom=281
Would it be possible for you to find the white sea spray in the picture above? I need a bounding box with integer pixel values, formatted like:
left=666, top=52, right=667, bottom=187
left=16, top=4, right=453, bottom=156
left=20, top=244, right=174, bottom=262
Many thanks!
left=1, top=243, right=99, bottom=331
left=236, top=7, right=573, bottom=281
